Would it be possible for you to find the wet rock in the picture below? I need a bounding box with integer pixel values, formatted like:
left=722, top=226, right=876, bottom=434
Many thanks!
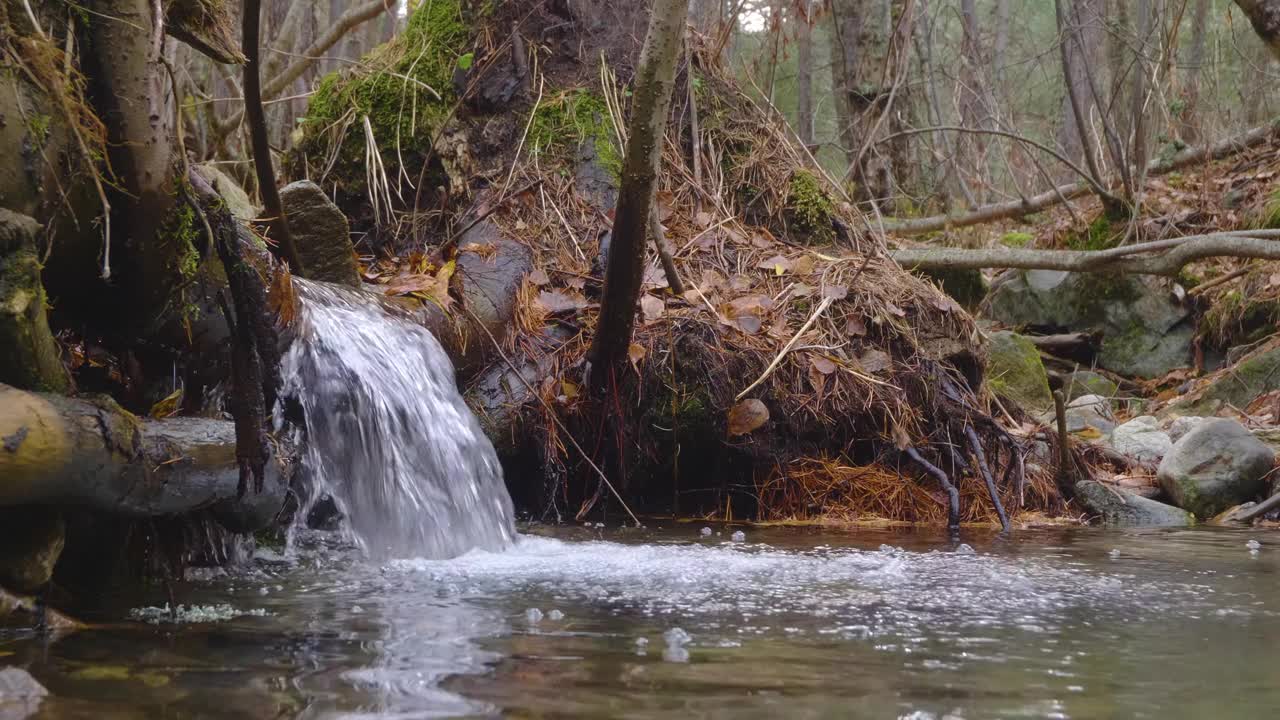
left=1158, top=418, right=1276, bottom=519
left=985, top=331, right=1053, bottom=413
left=981, top=269, right=1192, bottom=377
left=1111, top=416, right=1172, bottom=463
left=1065, top=394, right=1115, bottom=435
left=574, top=139, right=618, bottom=212
left=1075, top=480, right=1194, bottom=526
left=194, top=164, right=257, bottom=221
left=0, top=666, right=47, bottom=720
left=0, top=507, right=65, bottom=592
left=1063, top=370, right=1118, bottom=402
left=279, top=181, right=360, bottom=287
left=456, top=221, right=532, bottom=352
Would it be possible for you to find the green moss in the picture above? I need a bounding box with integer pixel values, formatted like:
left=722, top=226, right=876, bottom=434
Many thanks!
left=986, top=331, right=1053, bottom=413
left=1065, top=215, right=1120, bottom=251
left=1255, top=188, right=1280, bottom=229
left=527, top=89, right=621, bottom=180
left=785, top=170, right=835, bottom=244
left=297, top=0, right=467, bottom=194
left=26, top=113, right=51, bottom=147
left=1201, top=288, right=1280, bottom=349
left=1000, top=231, right=1033, bottom=248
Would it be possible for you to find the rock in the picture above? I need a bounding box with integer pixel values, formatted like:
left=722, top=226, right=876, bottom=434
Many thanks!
left=574, top=137, right=618, bottom=212
left=1169, top=345, right=1280, bottom=416
left=915, top=267, right=989, bottom=310
left=981, top=269, right=1192, bottom=377
left=194, top=164, right=257, bottom=221
left=985, top=331, right=1053, bottom=413
left=279, top=181, right=360, bottom=287
left=1166, top=415, right=1205, bottom=442
left=1075, top=480, right=1194, bottom=526
left=0, top=507, right=64, bottom=593
left=0, top=210, right=70, bottom=393
left=1157, top=418, right=1276, bottom=519
left=1111, top=416, right=1172, bottom=462
left=0, top=667, right=47, bottom=719
left=455, top=221, right=532, bottom=371
left=1065, top=394, right=1115, bottom=435
left=1063, top=370, right=1118, bottom=401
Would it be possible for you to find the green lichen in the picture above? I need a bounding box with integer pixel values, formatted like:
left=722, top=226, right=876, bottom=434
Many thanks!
left=785, top=170, right=835, bottom=244
left=297, top=0, right=467, bottom=194
left=527, top=89, right=621, bottom=180
left=1065, top=215, right=1120, bottom=251
left=1000, top=231, right=1033, bottom=248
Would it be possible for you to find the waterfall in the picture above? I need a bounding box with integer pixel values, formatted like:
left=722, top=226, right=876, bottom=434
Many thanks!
left=280, top=279, right=516, bottom=559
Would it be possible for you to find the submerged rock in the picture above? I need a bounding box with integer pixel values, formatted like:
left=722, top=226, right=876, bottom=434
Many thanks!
left=1075, top=480, right=1194, bottom=526
left=985, top=331, right=1053, bottom=413
left=1111, top=416, right=1172, bottom=463
left=981, top=269, right=1192, bottom=378
left=279, top=181, right=361, bottom=287
left=1158, top=419, right=1276, bottom=519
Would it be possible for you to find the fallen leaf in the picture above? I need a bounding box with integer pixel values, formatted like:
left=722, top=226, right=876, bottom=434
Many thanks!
left=884, top=302, right=906, bottom=317
left=527, top=268, right=550, bottom=286
left=560, top=379, right=580, bottom=401
left=628, top=343, right=647, bottom=369
left=149, top=387, right=183, bottom=419
left=845, top=316, right=867, bottom=336
left=758, top=255, right=793, bottom=275
left=383, top=273, right=435, bottom=296
left=792, top=255, right=816, bottom=275
left=791, top=282, right=815, bottom=298
left=822, top=284, right=848, bottom=300
left=538, top=290, right=588, bottom=313
left=728, top=274, right=753, bottom=291
left=640, top=294, right=665, bottom=322
left=727, top=398, right=770, bottom=436
left=695, top=210, right=713, bottom=228
left=644, top=264, right=669, bottom=289
left=566, top=276, right=586, bottom=290
left=810, top=355, right=836, bottom=375
left=859, top=349, right=891, bottom=373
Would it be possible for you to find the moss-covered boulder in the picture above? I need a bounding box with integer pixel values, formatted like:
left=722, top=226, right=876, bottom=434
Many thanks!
left=1158, top=419, right=1275, bottom=519
left=0, top=209, right=69, bottom=393
left=1170, top=344, right=1280, bottom=415
left=195, top=164, right=257, bottom=222
left=981, top=269, right=1192, bottom=378
left=985, top=330, right=1053, bottom=413
left=1064, top=370, right=1118, bottom=401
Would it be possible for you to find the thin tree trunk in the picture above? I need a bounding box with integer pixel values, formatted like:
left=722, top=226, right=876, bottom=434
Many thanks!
left=795, top=0, right=814, bottom=146
left=1130, top=0, right=1152, bottom=196
left=590, top=0, right=689, bottom=385
left=1055, top=0, right=1124, bottom=215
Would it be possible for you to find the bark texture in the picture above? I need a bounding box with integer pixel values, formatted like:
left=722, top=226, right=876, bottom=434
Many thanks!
left=0, top=210, right=69, bottom=393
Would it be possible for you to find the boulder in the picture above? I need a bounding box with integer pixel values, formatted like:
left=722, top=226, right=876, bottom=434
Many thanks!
left=1111, top=416, right=1172, bottom=462
left=981, top=269, right=1192, bottom=377
left=194, top=164, right=257, bottom=221
left=1065, top=394, right=1115, bottom=435
left=1075, top=480, right=1194, bottom=526
left=455, top=221, right=533, bottom=372
left=1157, top=418, right=1276, bottom=519
left=1166, top=415, right=1206, bottom=442
left=1064, top=370, right=1118, bottom=401
left=0, top=507, right=64, bottom=592
left=1169, top=345, right=1280, bottom=416
left=279, top=181, right=361, bottom=287
left=985, top=331, right=1053, bottom=413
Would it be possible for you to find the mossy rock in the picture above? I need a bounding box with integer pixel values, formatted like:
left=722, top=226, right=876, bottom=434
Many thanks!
left=1074, top=481, right=1193, bottom=527
left=985, top=330, right=1053, bottom=413
left=529, top=89, right=621, bottom=182
left=1174, top=345, right=1280, bottom=415
left=784, top=170, right=836, bottom=244
left=914, top=267, right=988, bottom=310
left=0, top=506, right=65, bottom=592
left=294, top=0, right=467, bottom=203
left=1063, top=370, right=1118, bottom=401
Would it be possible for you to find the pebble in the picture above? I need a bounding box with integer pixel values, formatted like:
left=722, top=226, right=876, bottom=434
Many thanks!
left=663, top=627, right=691, bottom=647
left=955, top=543, right=975, bottom=555
left=700, top=527, right=712, bottom=537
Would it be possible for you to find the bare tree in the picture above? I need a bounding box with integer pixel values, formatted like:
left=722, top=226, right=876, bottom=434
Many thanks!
left=795, top=0, right=815, bottom=146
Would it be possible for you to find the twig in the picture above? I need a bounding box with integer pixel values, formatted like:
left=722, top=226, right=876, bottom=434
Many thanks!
left=1052, top=390, right=1074, bottom=487
left=460, top=304, right=642, bottom=527
left=965, top=425, right=1010, bottom=532
left=735, top=295, right=833, bottom=401
left=502, top=74, right=544, bottom=196
left=1188, top=265, right=1253, bottom=296
left=649, top=206, right=685, bottom=294
left=904, top=446, right=960, bottom=532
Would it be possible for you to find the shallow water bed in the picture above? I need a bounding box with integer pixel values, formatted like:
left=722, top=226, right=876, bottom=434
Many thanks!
left=3, top=525, right=1279, bottom=718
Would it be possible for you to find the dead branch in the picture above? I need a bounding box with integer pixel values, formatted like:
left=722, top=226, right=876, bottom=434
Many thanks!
left=882, top=120, right=1280, bottom=235
left=892, top=232, right=1280, bottom=276
left=964, top=426, right=1010, bottom=531
left=904, top=446, right=961, bottom=532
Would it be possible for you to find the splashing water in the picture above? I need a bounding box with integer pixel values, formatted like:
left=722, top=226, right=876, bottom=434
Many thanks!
left=280, top=279, right=515, bottom=559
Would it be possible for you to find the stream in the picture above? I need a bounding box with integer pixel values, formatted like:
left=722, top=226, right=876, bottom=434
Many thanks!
left=3, top=524, right=1278, bottom=719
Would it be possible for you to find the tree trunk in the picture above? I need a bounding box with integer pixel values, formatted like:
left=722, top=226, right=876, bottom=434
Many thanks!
left=590, top=0, right=690, bottom=385
left=795, top=0, right=814, bottom=146
left=1235, top=0, right=1280, bottom=58
left=1129, top=0, right=1152, bottom=194
left=1179, top=0, right=1211, bottom=144
left=1057, top=0, right=1100, bottom=170
left=0, top=384, right=291, bottom=531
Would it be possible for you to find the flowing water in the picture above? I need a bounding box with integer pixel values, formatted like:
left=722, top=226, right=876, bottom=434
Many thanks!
left=280, top=279, right=515, bottom=559
left=4, top=525, right=1280, bottom=718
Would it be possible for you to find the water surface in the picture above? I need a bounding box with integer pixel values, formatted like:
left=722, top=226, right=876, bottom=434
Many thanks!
left=3, top=525, right=1278, bottom=718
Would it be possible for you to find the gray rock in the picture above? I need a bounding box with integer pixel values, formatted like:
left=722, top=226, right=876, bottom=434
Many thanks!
left=1166, top=415, right=1206, bottom=442
left=0, top=667, right=47, bottom=720
left=1158, top=418, right=1277, bottom=519
left=194, top=164, right=257, bottom=221
left=0, top=507, right=64, bottom=592
left=1169, top=345, right=1280, bottom=416
left=981, top=269, right=1192, bottom=377
left=1075, top=480, right=1194, bottom=526
left=985, top=331, right=1054, bottom=413
left=456, top=222, right=532, bottom=366
left=279, top=181, right=360, bottom=287
left=1064, top=370, right=1119, bottom=401
left=1065, top=394, right=1115, bottom=434
left=1111, top=415, right=1172, bottom=462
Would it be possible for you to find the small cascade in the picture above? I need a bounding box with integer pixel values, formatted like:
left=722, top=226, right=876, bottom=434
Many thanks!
left=280, top=279, right=516, bottom=559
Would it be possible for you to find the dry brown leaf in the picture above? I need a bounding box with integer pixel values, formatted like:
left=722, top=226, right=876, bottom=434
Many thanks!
left=727, top=398, right=769, bottom=436
left=628, top=343, right=647, bottom=369
left=810, top=355, right=836, bottom=375
left=758, top=255, right=793, bottom=275
left=792, top=255, right=816, bottom=275
left=694, top=210, right=713, bottom=228
left=822, top=284, right=848, bottom=300
left=383, top=273, right=435, bottom=296
left=859, top=349, right=891, bottom=373
left=729, top=274, right=753, bottom=292
left=884, top=302, right=906, bottom=317
left=792, top=282, right=815, bottom=298
left=846, top=316, right=867, bottom=336
left=640, top=294, right=665, bottom=322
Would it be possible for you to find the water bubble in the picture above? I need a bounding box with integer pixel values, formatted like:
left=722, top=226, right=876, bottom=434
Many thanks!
left=1109, top=549, right=1122, bottom=559
left=525, top=608, right=544, bottom=624
left=634, top=637, right=649, bottom=646
left=1247, top=539, right=1261, bottom=551
left=700, top=527, right=712, bottom=537
left=664, top=627, right=691, bottom=647
left=731, top=530, right=746, bottom=543
left=955, top=544, right=976, bottom=555
left=662, top=646, right=690, bottom=663
left=547, top=609, right=564, bottom=620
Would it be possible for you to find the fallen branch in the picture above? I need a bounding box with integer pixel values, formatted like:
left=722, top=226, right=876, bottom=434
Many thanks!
left=882, top=120, right=1280, bottom=235
left=892, top=232, right=1280, bottom=276
left=965, top=425, right=1010, bottom=532
left=904, top=446, right=961, bottom=532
